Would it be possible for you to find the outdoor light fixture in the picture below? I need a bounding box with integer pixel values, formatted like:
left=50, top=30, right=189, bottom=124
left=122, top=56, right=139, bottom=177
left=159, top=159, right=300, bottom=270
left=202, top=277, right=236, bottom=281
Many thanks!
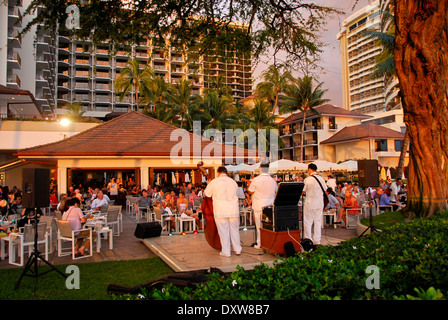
left=60, top=118, right=70, bottom=126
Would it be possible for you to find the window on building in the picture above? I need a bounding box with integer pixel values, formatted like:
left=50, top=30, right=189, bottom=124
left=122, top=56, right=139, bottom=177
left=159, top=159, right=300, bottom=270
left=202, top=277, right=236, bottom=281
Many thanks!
left=328, top=117, right=336, bottom=130
left=395, top=140, right=403, bottom=152
left=375, top=139, right=388, bottom=152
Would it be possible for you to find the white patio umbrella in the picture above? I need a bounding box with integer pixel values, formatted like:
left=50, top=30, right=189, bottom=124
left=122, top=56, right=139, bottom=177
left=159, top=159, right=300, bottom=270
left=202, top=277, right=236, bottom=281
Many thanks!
left=269, top=159, right=308, bottom=173
left=310, top=160, right=344, bottom=172
left=225, top=164, right=239, bottom=172
left=338, top=160, right=358, bottom=171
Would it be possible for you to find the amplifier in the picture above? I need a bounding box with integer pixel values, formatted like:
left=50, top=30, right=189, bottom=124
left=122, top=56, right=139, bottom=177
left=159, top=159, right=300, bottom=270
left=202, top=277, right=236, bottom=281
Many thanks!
left=134, top=222, right=162, bottom=239
left=261, top=182, right=304, bottom=232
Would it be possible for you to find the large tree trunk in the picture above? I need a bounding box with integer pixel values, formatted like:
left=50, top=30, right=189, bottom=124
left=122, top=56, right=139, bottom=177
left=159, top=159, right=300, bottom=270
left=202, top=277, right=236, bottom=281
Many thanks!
left=395, top=128, right=410, bottom=179
left=394, top=0, right=448, bottom=217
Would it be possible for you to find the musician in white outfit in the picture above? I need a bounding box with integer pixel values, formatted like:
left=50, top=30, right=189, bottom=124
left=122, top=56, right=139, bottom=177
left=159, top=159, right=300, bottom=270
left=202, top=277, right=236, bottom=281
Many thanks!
left=247, top=163, right=278, bottom=249
left=302, top=163, right=326, bottom=245
left=204, top=166, right=242, bottom=257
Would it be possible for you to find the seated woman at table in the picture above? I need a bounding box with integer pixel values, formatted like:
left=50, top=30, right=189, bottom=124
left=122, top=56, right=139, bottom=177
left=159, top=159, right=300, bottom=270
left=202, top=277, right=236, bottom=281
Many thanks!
left=334, top=190, right=359, bottom=228
left=163, top=203, right=176, bottom=232
left=177, top=191, right=202, bottom=230
left=325, top=188, right=340, bottom=211
left=63, top=197, right=96, bottom=257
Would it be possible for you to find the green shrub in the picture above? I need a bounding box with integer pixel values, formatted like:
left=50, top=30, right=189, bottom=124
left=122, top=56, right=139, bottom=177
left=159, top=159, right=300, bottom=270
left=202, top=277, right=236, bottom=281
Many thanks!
left=144, top=211, right=448, bottom=300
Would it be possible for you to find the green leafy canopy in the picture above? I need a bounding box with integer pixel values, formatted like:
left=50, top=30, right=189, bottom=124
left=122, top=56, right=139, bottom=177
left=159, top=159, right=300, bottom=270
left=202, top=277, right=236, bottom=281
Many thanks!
left=18, top=0, right=342, bottom=69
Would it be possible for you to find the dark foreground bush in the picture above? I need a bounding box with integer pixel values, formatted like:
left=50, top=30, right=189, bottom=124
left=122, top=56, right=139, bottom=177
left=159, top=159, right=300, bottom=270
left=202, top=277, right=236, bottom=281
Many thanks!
left=144, top=211, right=448, bottom=300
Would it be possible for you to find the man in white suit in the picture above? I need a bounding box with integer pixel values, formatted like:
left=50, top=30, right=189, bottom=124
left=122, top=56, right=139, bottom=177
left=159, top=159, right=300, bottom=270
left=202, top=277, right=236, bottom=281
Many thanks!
left=247, top=162, right=278, bottom=249
left=302, top=163, right=326, bottom=245
left=204, top=166, right=242, bottom=257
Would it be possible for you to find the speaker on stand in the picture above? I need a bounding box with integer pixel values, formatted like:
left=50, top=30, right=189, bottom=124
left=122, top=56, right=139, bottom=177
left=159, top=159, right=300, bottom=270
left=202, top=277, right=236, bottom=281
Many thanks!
left=357, top=160, right=380, bottom=237
left=15, top=168, right=66, bottom=290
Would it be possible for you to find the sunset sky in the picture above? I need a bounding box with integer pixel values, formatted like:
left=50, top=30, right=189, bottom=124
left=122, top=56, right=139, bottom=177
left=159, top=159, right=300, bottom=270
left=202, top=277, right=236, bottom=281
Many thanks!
left=253, top=0, right=374, bottom=107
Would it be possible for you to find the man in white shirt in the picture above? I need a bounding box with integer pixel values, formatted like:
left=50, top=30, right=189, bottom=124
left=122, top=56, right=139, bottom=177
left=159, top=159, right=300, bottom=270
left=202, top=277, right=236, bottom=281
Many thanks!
left=390, top=178, right=403, bottom=204
left=107, top=177, right=118, bottom=200
left=247, top=163, right=278, bottom=249
left=91, top=190, right=109, bottom=210
left=302, top=163, right=326, bottom=245
left=326, top=175, right=337, bottom=191
left=204, top=166, right=242, bottom=257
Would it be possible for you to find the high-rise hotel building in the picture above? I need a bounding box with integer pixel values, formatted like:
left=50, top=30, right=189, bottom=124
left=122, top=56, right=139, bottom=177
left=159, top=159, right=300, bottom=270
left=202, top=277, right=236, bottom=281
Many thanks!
left=1, top=1, right=253, bottom=119
left=337, top=0, right=403, bottom=133
left=0, top=0, right=57, bottom=117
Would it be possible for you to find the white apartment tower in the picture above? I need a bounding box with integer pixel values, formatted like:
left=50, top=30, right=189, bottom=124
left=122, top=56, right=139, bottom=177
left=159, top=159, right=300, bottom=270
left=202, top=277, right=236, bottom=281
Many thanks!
left=337, top=0, right=404, bottom=133
left=0, top=0, right=57, bottom=117
left=1, top=1, right=253, bottom=119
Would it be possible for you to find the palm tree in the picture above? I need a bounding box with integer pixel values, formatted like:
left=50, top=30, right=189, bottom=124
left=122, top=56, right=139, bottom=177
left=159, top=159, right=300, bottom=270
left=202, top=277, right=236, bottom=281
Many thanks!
left=255, top=64, right=293, bottom=116
left=244, top=99, right=278, bottom=131
left=63, top=101, right=85, bottom=120
left=364, top=11, right=395, bottom=79
left=165, top=78, right=198, bottom=129
left=279, top=75, right=329, bottom=162
left=140, top=74, right=169, bottom=113
left=204, top=75, right=233, bottom=99
left=199, top=91, right=235, bottom=133
left=242, top=99, right=279, bottom=160
left=114, top=58, right=153, bottom=111
left=365, top=12, right=408, bottom=180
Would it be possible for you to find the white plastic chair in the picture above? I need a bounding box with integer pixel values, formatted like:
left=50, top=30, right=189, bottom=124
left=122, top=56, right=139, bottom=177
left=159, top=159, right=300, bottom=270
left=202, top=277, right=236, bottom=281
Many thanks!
left=9, top=222, right=49, bottom=266
left=127, top=197, right=139, bottom=215
left=55, top=220, right=92, bottom=259
left=108, top=205, right=123, bottom=232
left=39, top=215, right=54, bottom=250
left=105, top=208, right=120, bottom=236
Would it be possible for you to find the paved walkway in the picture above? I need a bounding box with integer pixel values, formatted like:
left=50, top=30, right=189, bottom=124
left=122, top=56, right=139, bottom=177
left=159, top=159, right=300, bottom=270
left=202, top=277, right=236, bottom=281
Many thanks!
left=0, top=210, right=357, bottom=272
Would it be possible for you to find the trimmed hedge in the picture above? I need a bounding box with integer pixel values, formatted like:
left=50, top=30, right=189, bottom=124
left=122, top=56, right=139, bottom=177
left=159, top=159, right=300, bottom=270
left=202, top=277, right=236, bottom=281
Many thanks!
left=145, top=211, right=448, bottom=300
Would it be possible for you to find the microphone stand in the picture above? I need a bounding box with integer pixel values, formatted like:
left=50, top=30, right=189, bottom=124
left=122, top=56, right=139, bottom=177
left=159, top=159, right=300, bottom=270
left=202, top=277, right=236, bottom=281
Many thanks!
left=358, top=188, right=379, bottom=237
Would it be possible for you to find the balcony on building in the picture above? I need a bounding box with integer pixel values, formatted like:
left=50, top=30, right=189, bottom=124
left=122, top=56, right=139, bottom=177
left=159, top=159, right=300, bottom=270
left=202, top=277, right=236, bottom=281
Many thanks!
left=95, top=94, right=111, bottom=104
left=171, top=54, right=184, bottom=63
left=6, top=73, right=21, bottom=88
left=95, top=58, right=111, bottom=68
left=152, top=51, right=166, bottom=60
left=7, top=51, right=21, bottom=69
left=7, top=28, right=22, bottom=48
left=75, top=57, right=92, bottom=66
left=73, top=68, right=89, bottom=78
left=115, top=60, right=128, bottom=69
left=74, top=80, right=91, bottom=91
left=57, top=93, right=70, bottom=104
left=95, top=81, right=111, bottom=92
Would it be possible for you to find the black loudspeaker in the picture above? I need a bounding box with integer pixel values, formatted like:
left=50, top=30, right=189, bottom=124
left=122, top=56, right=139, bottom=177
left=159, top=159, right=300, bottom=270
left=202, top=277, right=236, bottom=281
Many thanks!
left=357, top=159, right=380, bottom=188
left=22, top=168, right=50, bottom=208
left=134, top=222, right=162, bottom=239
left=262, top=182, right=304, bottom=232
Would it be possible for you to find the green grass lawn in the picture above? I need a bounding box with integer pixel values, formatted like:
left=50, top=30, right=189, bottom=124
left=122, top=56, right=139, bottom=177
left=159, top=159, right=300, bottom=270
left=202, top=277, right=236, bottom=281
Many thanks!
left=361, top=210, right=407, bottom=229
left=0, top=257, right=173, bottom=300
